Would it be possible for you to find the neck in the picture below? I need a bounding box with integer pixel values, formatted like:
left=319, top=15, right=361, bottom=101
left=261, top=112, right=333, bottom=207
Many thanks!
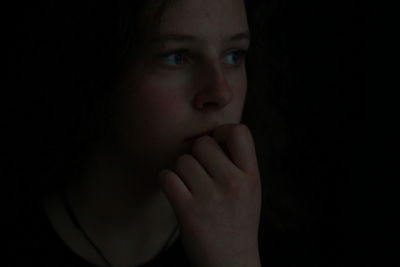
left=60, top=142, right=179, bottom=254
left=43, top=142, right=180, bottom=267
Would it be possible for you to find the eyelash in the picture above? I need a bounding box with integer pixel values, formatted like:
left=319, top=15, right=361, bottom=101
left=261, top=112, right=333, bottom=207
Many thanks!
left=159, top=49, right=248, bottom=69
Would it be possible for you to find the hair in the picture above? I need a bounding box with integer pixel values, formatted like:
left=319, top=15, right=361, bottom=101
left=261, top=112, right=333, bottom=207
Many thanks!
left=13, top=0, right=313, bottom=265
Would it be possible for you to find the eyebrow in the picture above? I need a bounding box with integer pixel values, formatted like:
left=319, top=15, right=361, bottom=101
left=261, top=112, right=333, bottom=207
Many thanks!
left=152, top=31, right=250, bottom=43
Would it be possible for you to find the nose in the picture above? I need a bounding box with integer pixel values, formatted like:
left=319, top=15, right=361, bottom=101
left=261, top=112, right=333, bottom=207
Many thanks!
left=193, top=67, right=233, bottom=111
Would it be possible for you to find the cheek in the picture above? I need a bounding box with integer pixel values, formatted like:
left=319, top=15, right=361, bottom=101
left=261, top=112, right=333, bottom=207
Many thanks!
left=114, top=87, right=185, bottom=153
left=150, top=93, right=181, bottom=121
left=136, top=89, right=184, bottom=128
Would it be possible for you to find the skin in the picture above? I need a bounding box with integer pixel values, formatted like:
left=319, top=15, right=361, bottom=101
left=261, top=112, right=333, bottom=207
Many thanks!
left=43, top=0, right=261, bottom=266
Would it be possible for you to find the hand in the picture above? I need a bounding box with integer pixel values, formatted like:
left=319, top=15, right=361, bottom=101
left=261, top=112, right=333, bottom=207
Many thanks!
left=158, top=123, right=262, bottom=267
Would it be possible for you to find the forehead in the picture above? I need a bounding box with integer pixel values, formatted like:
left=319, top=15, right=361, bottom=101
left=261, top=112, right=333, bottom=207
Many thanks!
left=153, top=0, right=249, bottom=44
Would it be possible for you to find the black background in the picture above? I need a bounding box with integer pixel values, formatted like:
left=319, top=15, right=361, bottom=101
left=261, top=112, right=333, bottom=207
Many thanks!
left=4, top=1, right=365, bottom=266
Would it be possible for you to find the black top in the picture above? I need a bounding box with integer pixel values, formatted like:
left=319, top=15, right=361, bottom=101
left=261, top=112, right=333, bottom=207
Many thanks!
left=7, top=196, right=192, bottom=267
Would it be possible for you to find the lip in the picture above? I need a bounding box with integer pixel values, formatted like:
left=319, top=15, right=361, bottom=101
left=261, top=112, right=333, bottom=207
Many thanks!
left=185, top=130, right=213, bottom=141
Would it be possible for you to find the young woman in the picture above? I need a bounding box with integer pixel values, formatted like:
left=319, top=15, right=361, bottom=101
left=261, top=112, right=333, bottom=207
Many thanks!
left=8, top=0, right=296, bottom=266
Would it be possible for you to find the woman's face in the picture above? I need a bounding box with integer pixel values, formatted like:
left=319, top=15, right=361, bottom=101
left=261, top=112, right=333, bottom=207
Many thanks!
left=109, top=0, right=250, bottom=178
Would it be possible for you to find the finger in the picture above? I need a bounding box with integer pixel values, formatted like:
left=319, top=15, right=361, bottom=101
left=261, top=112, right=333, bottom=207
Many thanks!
left=210, top=124, right=259, bottom=178
left=190, top=135, right=240, bottom=186
left=158, top=169, right=193, bottom=216
left=173, top=154, right=214, bottom=198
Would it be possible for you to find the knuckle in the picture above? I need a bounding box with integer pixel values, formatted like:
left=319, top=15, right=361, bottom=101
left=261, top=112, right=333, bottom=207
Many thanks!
left=191, top=135, right=210, bottom=152
left=221, top=167, right=236, bottom=180
left=225, top=176, right=241, bottom=193
left=231, top=124, right=251, bottom=142
left=236, top=124, right=249, bottom=135
left=229, top=124, right=243, bottom=137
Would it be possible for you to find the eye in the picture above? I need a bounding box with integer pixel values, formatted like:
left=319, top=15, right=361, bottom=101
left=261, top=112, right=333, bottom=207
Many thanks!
left=158, top=48, right=248, bottom=69
left=160, top=49, right=189, bottom=68
left=224, top=49, right=247, bottom=66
